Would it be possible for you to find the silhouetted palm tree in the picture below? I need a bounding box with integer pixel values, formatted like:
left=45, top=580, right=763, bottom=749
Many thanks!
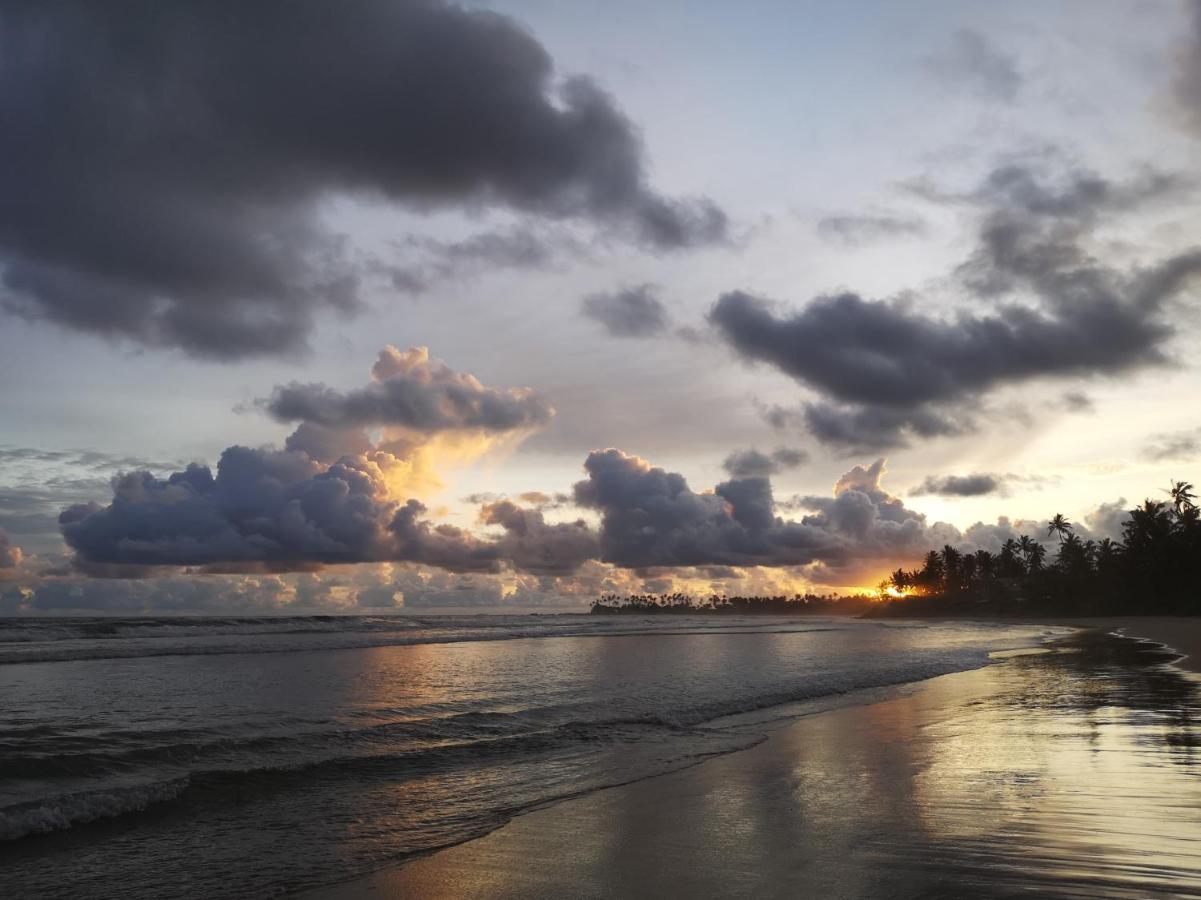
left=1017, top=535, right=1043, bottom=571
left=1027, top=542, right=1047, bottom=571
left=998, top=538, right=1023, bottom=577
left=1168, top=480, right=1197, bottom=514
left=1047, top=513, right=1073, bottom=543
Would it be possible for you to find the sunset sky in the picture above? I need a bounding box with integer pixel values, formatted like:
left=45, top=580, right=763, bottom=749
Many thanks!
left=2, top=0, right=1200, bottom=611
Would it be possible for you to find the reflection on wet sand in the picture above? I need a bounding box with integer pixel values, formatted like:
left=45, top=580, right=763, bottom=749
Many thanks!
left=329, top=634, right=1201, bottom=899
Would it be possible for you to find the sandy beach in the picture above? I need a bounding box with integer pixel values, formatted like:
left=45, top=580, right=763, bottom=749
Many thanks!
left=306, top=620, right=1201, bottom=899
left=1060, top=617, right=1201, bottom=674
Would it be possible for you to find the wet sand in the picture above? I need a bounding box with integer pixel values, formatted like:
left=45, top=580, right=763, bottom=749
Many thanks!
left=1065, top=617, right=1201, bottom=674
left=308, top=629, right=1201, bottom=899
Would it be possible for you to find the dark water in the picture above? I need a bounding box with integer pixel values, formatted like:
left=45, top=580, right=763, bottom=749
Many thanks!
left=0, top=615, right=1057, bottom=898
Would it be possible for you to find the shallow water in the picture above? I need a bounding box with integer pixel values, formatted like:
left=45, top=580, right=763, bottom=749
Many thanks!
left=0, top=615, right=1056, bottom=898
left=355, top=630, right=1201, bottom=899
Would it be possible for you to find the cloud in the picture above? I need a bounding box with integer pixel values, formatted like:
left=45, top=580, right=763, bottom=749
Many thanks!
left=58, top=346, right=584, bottom=575
left=711, top=161, right=1201, bottom=450
left=926, top=29, right=1022, bottom=102
left=815, top=213, right=928, bottom=246
left=383, top=225, right=584, bottom=294
left=462, top=490, right=569, bottom=510
left=1174, top=1, right=1201, bottom=135
left=261, top=346, right=553, bottom=434
left=1060, top=391, right=1094, bottom=412
left=0, top=1, right=726, bottom=359
left=477, top=501, right=598, bottom=575
left=57, top=446, right=603, bottom=578
left=0, top=446, right=180, bottom=472
left=710, top=280, right=1173, bottom=410
left=571, top=450, right=944, bottom=580
left=909, top=473, right=1005, bottom=497
left=721, top=447, right=808, bottom=478
left=1080, top=498, right=1129, bottom=542
left=50, top=445, right=940, bottom=584
left=800, top=402, right=968, bottom=453
left=48, top=431, right=1122, bottom=597
left=581, top=285, right=670, bottom=337
left=1144, top=427, right=1201, bottom=462
left=342, top=495, right=599, bottom=577
left=954, top=164, right=1191, bottom=296
left=0, top=446, right=192, bottom=557
left=0, top=529, right=21, bottom=569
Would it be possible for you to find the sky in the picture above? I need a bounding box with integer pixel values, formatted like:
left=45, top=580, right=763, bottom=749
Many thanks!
left=1, top=0, right=1200, bottom=613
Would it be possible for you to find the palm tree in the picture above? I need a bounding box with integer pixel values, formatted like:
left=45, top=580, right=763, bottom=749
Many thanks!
left=919, top=550, right=944, bottom=591
left=941, top=545, right=962, bottom=593
left=1056, top=532, right=1089, bottom=576
left=1017, top=535, right=1042, bottom=571
left=999, top=538, right=1023, bottom=577
left=1168, top=480, right=1196, bottom=515
left=1124, top=500, right=1172, bottom=548
left=1027, top=542, right=1047, bottom=572
left=1047, top=513, right=1073, bottom=543
left=974, top=549, right=995, bottom=580
left=1095, top=537, right=1120, bottom=574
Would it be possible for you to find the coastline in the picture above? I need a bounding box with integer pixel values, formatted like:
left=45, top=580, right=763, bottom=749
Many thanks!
left=1053, top=617, right=1201, bottom=674
left=298, top=618, right=1201, bottom=899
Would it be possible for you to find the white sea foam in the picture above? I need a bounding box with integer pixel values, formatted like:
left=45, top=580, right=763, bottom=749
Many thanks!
left=0, top=778, right=190, bottom=841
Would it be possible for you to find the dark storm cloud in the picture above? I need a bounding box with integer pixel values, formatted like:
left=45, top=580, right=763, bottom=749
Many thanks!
left=478, top=500, right=598, bottom=575
left=721, top=447, right=808, bottom=478
left=711, top=162, right=1201, bottom=450
left=572, top=448, right=836, bottom=568
left=0, top=528, right=21, bottom=568
left=0, top=0, right=725, bottom=359
left=710, top=284, right=1173, bottom=410
left=261, top=346, right=553, bottom=433
left=58, top=448, right=594, bottom=576
left=59, top=451, right=384, bottom=568
left=909, top=473, right=1004, bottom=497
left=815, top=214, right=928, bottom=246
left=800, top=402, right=968, bottom=453
left=581, top=285, right=671, bottom=338
left=58, top=433, right=1039, bottom=588
left=283, top=423, right=375, bottom=463
left=571, top=450, right=948, bottom=575
left=926, top=29, right=1022, bottom=102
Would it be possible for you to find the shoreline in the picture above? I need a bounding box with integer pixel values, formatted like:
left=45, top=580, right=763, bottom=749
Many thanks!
left=299, top=624, right=1201, bottom=898
left=1003, top=616, right=1201, bottom=674
left=295, top=618, right=1201, bottom=898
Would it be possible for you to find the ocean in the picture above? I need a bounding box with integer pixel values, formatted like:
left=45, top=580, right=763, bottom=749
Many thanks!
left=0, top=615, right=1077, bottom=897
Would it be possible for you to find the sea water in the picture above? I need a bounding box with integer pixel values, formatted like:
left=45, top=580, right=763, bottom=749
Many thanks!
left=0, top=615, right=1064, bottom=897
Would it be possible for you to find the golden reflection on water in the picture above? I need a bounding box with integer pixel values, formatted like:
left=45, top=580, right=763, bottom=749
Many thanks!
left=784, top=634, right=1201, bottom=897
left=906, top=640, right=1201, bottom=894
left=371, top=633, right=1201, bottom=899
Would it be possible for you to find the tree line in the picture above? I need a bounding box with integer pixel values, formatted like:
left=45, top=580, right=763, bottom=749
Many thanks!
left=879, top=480, right=1199, bottom=616
left=591, top=591, right=876, bottom=615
